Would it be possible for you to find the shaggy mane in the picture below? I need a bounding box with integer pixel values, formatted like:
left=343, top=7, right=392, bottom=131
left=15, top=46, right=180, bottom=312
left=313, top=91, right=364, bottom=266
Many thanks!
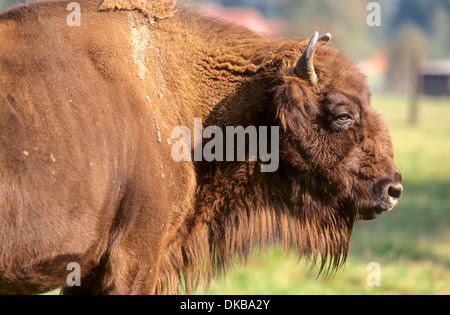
left=156, top=164, right=354, bottom=294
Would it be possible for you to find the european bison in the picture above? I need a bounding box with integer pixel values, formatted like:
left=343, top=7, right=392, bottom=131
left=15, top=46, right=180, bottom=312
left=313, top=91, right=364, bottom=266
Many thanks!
left=0, top=0, right=402, bottom=294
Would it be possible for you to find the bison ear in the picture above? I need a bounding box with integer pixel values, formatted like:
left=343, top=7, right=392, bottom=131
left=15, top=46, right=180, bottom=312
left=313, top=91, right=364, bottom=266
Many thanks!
left=274, top=79, right=319, bottom=131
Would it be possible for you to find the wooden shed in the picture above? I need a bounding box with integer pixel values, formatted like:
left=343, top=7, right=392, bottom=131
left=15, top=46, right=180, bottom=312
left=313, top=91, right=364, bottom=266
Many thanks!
left=420, top=60, right=450, bottom=97
left=409, top=60, right=450, bottom=124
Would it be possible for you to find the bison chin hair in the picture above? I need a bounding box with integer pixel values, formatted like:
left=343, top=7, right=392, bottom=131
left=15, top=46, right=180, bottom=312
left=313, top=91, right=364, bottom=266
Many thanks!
left=156, top=191, right=354, bottom=294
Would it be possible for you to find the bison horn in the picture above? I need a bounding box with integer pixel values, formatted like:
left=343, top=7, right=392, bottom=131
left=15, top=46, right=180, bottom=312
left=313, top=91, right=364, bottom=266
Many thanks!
left=295, top=32, right=332, bottom=85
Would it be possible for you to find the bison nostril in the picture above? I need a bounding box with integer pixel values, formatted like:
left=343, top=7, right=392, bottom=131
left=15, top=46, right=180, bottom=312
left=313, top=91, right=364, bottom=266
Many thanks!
left=388, top=185, right=403, bottom=200
left=386, top=184, right=403, bottom=211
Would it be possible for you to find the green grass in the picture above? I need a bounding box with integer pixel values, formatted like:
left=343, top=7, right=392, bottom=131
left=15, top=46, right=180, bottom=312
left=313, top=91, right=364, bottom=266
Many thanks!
left=202, top=94, right=450, bottom=295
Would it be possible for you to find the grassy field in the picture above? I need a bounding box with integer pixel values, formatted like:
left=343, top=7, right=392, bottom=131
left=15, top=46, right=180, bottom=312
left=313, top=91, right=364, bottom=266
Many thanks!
left=201, top=94, right=450, bottom=295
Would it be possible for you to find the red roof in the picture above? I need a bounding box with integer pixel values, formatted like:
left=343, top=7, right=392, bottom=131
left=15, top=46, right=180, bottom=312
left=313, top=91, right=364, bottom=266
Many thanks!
left=197, top=3, right=287, bottom=36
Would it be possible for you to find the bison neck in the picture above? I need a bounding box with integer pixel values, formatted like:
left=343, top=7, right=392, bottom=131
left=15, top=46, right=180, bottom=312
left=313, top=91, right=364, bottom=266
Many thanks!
left=154, top=9, right=353, bottom=294
left=151, top=7, right=286, bottom=122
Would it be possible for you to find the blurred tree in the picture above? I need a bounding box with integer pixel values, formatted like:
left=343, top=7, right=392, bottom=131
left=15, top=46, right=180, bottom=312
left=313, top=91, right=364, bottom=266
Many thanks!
left=391, top=0, right=433, bottom=33
left=1, top=0, right=34, bottom=12
left=386, top=0, right=450, bottom=92
left=389, top=0, right=450, bottom=58
left=386, top=24, right=427, bottom=93
left=279, top=0, right=375, bottom=60
left=0, top=0, right=13, bottom=11
left=430, top=1, right=450, bottom=59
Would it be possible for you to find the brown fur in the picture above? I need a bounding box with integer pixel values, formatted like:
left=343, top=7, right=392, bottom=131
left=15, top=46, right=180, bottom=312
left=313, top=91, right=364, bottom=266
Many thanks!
left=99, top=0, right=176, bottom=21
left=0, top=0, right=401, bottom=295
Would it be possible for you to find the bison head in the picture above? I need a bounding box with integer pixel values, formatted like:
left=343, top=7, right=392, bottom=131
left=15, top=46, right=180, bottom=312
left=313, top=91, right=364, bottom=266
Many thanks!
left=274, top=32, right=402, bottom=223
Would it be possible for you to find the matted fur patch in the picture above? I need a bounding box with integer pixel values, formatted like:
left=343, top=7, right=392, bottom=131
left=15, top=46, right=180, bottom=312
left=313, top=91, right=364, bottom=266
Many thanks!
left=98, top=0, right=176, bottom=20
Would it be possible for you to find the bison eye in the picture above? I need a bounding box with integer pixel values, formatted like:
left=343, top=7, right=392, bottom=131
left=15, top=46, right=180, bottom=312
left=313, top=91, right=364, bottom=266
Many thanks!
left=328, top=113, right=355, bottom=132
left=336, top=114, right=352, bottom=123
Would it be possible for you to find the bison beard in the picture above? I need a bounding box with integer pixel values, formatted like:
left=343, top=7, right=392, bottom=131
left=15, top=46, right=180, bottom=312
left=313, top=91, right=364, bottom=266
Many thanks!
left=0, top=0, right=402, bottom=295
